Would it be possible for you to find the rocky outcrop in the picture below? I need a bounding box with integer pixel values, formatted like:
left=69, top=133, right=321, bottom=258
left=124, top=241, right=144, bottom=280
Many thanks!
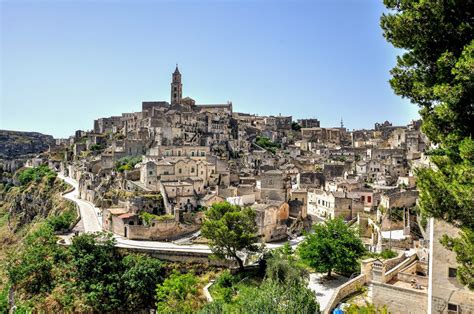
left=0, top=177, right=73, bottom=231
left=0, top=130, right=55, bottom=159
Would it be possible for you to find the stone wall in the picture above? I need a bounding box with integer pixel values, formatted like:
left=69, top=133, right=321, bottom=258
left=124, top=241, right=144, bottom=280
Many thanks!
left=371, top=282, right=427, bottom=314
left=325, top=274, right=367, bottom=313
left=126, top=219, right=200, bottom=241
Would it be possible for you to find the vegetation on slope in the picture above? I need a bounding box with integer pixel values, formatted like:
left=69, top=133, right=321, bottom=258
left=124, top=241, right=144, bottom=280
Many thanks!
left=255, top=136, right=280, bottom=154
left=201, top=244, right=319, bottom=313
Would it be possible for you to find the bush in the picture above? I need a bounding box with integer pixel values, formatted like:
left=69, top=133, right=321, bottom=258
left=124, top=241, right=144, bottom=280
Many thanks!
left=17, top=165, right=56, bottom=186
left=90, top=144, right=104, bottom=151
left=255, top=136, right=280, bottom=154
left=47, top=207, right=77, bottom=232
left=380, top=249, right=397, bottom=259
left=115, top=156, right=142, bottom=172
left=155, top=271, right=201, bottom=313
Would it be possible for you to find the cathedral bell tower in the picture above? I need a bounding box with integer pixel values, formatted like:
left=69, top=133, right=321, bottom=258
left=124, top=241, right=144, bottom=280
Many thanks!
left=171, top=64, right=182, bottom=105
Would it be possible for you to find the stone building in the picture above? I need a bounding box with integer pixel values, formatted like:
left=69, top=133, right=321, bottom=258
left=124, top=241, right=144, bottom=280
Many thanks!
left=260, top=170, right=290, bottom=202
left=288, top=189, right=308, bottom=219
left=298, top=118, right=320, bottom=128
left=252, top=201, right=289, bottom=242
left=93, top=116, right=123, bottom=134
left=311, top=190, right=362, bottom=220
left=428, top=219, right=474, bottom=313
left=140, top=157, right=217, bottom=190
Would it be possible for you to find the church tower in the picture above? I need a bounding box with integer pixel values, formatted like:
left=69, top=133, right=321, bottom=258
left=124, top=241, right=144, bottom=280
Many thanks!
left=171, top=64, right=182, bottom=105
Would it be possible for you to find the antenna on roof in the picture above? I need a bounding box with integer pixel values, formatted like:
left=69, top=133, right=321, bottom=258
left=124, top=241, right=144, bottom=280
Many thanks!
left=340, top=117, right=344, bottom=129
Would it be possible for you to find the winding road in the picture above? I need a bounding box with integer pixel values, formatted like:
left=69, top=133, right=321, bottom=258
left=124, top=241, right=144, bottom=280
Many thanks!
left=58, top=173, right=213, bottom=253
left=58, top=173, right=304, bottom=254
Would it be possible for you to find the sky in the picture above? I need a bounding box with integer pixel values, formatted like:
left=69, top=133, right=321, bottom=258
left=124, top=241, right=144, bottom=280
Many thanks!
left=1, top=0, right=419, bottom=138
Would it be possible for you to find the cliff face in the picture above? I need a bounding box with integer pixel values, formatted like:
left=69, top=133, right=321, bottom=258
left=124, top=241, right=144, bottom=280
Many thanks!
left=0, top=130, right=55, bottom=159
left=0, top=176, right=73, bottom=232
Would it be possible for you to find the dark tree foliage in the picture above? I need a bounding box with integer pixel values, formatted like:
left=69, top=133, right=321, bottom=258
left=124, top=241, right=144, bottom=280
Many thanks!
left=69, top=232, right=122, bottom=310
left=6, top=224, right=61, bottom=295
left=201, top=202, right=261, bottom=270
left=121, top=254, right=164, bottom=311
left=5, top=228, right=165, bottom=312
left=381, top=0, right=473, bottom=145
left=381, top=0, right=474, bottom=288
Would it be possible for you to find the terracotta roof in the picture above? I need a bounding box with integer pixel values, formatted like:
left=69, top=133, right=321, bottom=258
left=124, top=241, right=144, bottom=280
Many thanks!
left=108, top=208, right=129, bottom=215
left=118, top=213, right=136, bottom=219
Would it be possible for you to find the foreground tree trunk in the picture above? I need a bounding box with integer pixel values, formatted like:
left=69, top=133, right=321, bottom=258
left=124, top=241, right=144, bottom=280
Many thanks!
left=235, top=255, right=244, bottom=271
left=327, top=269, right=332, bottom=278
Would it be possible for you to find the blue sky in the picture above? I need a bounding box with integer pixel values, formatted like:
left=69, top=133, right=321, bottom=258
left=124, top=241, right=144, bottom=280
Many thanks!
left=1, top=0, right=419, bottom=138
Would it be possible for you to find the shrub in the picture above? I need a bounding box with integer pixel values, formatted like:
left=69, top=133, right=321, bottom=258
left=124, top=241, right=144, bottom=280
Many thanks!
left=380, top=249, right=397, bottom=259
left=17, top=165, right=57, bottom=186
left=47, top=207, right=77, bottom=232
left=115, top=156, right=142, bottom=172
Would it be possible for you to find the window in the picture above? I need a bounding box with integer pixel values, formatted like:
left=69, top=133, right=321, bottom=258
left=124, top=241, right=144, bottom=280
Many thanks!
left=361, top=196, right=365, bottom=202
left=149, top=171, right=153, bottom=175
left=447, top=304, right=458, bottom=313
left=368, top=196, right=372, bottom=203
left=179, top=169, right=182, bottom=174
left=201, top=151, right=205, bottom=156
left=191, top=151, right=195, bottom=156
left=148, top=181, right=151, bottom=185
left=449, top=268, right=457, bottom=278
left=191, top=167, right=195, bottom=173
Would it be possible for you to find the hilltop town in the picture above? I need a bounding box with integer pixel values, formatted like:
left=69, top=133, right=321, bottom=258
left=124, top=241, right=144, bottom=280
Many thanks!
left=4, top=66, right=466, bottom=312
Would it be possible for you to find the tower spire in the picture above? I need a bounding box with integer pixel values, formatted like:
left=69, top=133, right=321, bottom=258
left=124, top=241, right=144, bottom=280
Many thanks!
left=171, top=64, right=182, bottom=104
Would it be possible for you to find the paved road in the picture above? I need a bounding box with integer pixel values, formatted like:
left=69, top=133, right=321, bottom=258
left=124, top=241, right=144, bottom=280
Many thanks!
left=58, top=174, right=214, bottom=253
left=59, top=173, right=102, bottom=233
left=57, top=174, right=306, bottom=254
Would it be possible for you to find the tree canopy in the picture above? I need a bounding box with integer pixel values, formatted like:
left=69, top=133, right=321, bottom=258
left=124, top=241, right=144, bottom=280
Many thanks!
left=298, top=218, right=366, bottom=277
left=4, top=228, right=165, bottom=312
left=381, top=0, right=473, bottom=288
left=201, top=202, right=261, bottom=270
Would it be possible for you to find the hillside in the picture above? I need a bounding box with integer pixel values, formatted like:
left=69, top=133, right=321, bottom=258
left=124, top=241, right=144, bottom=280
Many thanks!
left=0, top=130, right=55, bottom=160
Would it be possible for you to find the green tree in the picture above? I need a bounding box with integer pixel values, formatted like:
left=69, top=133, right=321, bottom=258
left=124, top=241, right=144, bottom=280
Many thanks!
left=17, top=165, right=57, bottom=186
left=121, top=254, right=164, bottom=310
left=6, top=224, right=60, bottom=296
left=155, top=271, right=200, bottom=313
left=69, top=232, right=121, bottom=310
left=298, top=218, right=366, bottom=277
left=291, top=122, right=302, bottom=132
left=201, top=202, right=261, bottom=270
left=381, top=0, right=474, bottom=288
